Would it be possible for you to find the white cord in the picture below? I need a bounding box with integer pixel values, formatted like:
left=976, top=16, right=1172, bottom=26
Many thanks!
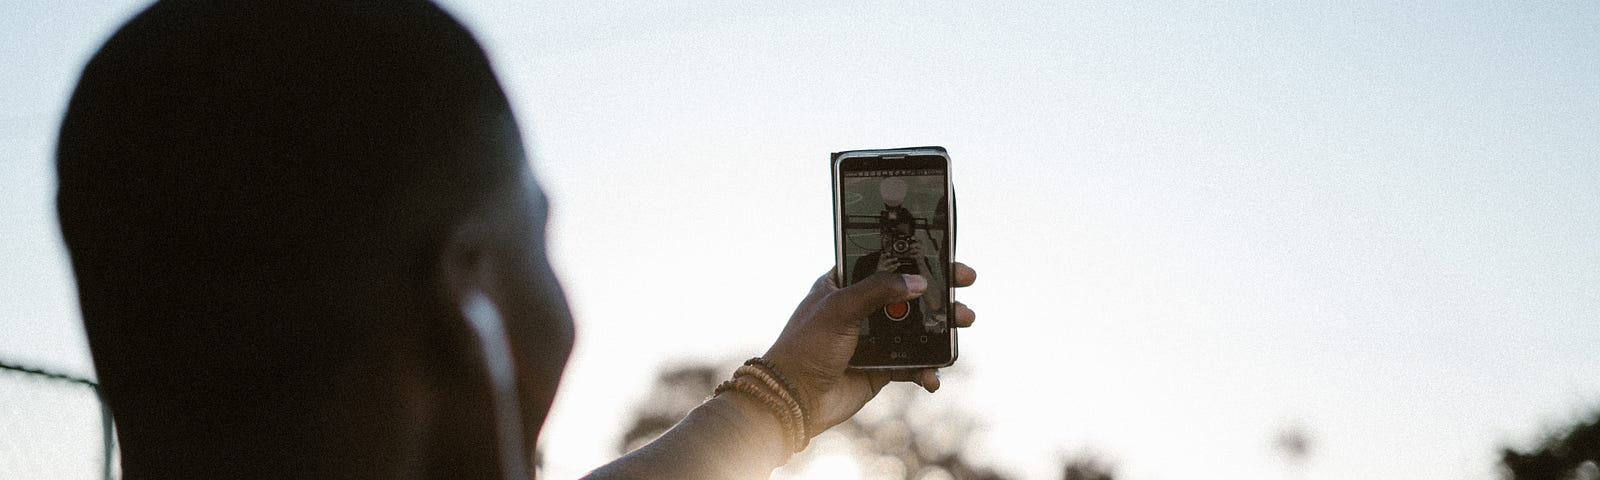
left=463, top=292, right=531, bottom=480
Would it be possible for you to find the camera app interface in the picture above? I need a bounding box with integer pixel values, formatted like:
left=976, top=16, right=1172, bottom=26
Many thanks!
left=841, top=166, right=950, bottom=350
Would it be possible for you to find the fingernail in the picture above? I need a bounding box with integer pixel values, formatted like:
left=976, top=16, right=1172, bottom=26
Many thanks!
left=903, top=274, right=927, bottom=295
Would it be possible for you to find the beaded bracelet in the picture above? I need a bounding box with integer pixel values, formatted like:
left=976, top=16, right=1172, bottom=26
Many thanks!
left=741, top=358, right=811, bottom=443
left=743, top=358, right=811, bottom=441
left=712, top=357, right=812, bottom=454
left=744, top=357, right=802, bottom=409
left=714, top=376, right=805, bottom=453
left=735, top=365, right=807, bottom=446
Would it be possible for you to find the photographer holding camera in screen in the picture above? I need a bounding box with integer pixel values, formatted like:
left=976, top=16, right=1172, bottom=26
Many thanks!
left=850, top=178, right=950, bottom=334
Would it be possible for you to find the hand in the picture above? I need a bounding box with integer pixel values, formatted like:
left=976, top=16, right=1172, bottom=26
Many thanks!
left=875, top=254, right=900, bottom=273
left=762, top=263, right=978, bottom=435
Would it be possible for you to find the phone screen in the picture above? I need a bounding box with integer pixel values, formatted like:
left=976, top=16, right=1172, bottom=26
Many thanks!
left=836, top=152, right=954, bottom=368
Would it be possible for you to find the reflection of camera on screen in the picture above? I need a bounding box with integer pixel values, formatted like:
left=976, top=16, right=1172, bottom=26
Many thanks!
left=845, top=176, right=948, bottom=334
left=882, top=206, right=917, bottom=266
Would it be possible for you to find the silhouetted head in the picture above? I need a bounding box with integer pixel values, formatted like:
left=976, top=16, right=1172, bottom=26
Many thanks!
left=57, top=1, right=571, bottom=478
left=878, top=177, right=908, bottom=208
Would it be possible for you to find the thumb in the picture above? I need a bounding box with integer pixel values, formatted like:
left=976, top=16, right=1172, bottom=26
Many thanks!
left=821, top=272, right=927, bottom=329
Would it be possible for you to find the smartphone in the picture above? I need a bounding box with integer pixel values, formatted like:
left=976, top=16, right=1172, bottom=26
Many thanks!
left=832, top=146, right=957, bottom=369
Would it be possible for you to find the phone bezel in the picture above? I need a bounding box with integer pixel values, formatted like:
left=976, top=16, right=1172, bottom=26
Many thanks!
left=832, top=147, right=957, bottom=369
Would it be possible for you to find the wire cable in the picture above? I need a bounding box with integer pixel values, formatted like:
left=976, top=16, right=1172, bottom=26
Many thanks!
left=0, top=359, right=114, bottom=480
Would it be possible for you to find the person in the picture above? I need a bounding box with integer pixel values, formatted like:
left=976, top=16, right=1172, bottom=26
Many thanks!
left=56, top=1, right=980, bottom=479
left=849, top=178, right=950, bottom=334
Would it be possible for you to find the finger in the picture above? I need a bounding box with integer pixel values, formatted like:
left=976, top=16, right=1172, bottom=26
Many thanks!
left=890, top=369, right=941, bottom=393
left=822, top=271, right=926, bottom=328
left=917, top=369, right=941, bottom=393
left=953, top=262, right=977, bottom=287
left=865, top=370, right=892, bottom=396
left=803, top=270, right=840, bottom=305
left=953, top=302, right=975, bottom=328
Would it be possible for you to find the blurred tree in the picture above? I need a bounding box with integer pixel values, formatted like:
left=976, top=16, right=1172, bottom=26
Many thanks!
left=617, top=361, right=1014, bottom=480
left=1058, top=455, right=1116, bottom=480
left=1273, top=422, right=1313, bottom=480
left=1501, top=408, right=1600, bottom=480
left=616, top=362, right=722, bottom=454
left=1273, top=424, right=1312, bottom=461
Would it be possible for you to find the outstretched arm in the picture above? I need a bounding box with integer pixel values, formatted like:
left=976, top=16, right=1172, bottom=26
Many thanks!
left=583, top=264, right=979, bottom=480
left=581, top=393, right=788, bottom=479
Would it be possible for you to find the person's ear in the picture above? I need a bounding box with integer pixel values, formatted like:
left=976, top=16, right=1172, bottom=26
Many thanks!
left=439, top=231, right=492, bottom=309
left=435, top=234, right=533, bottom=480
left=438, top=217, right=514, bottom=325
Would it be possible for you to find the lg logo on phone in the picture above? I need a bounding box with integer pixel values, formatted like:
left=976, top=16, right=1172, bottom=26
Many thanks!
left=889, top=351, right=908, bottom=359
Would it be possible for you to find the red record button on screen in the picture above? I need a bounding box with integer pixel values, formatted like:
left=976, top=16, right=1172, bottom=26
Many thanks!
left=885, top=301, right=910, bottom=320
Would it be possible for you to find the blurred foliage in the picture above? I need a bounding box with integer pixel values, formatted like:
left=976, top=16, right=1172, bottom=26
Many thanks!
left=618, top=361, right=1120, bottom=480
left=1273, top=423, right=1312, bottom=462
left=786, top=383, right=1010, bottom=480
left=1501, top=408, right=1600, bottom=480
left=616, top=363, right=722, bottom=454
left=1058, top=455, right=1116, bottom=480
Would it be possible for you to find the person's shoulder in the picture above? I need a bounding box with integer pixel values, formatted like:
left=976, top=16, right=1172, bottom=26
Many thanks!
left=850, top=252, right=879, bottom=281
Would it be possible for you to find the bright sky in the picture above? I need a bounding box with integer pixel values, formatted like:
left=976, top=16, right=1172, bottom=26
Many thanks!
left=3, top=1, right=1599, bottom=479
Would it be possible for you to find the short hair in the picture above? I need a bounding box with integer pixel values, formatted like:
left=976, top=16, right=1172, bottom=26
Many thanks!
left=57, top=0, right=526, bottom=475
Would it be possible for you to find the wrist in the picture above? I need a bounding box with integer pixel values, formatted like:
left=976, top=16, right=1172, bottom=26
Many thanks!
left=702, top=392, right=789, bottom=471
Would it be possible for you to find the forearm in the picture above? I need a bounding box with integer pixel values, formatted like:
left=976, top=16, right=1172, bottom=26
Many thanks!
left=582, top=393, right=788, bottom=480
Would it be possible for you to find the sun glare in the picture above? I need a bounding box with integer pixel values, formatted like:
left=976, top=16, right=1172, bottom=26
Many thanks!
left=790, top=452, right=862, bottom=480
